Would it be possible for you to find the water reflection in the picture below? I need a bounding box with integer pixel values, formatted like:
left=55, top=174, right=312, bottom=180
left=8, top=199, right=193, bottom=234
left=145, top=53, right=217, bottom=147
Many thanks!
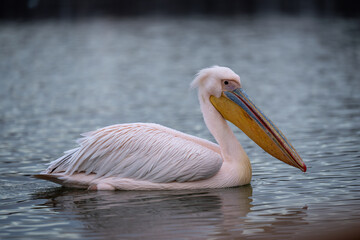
left=33, top=187, right=252, bottom=239
left=31, top=186, right=312, bottom=239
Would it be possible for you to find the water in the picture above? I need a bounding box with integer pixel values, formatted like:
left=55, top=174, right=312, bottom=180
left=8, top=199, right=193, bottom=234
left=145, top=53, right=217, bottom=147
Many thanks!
left=1, top=16, right=360, bottom=239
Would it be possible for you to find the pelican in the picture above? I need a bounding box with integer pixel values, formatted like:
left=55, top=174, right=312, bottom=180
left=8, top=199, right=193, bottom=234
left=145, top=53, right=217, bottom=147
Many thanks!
left=35, top=66, right=306, bottom=190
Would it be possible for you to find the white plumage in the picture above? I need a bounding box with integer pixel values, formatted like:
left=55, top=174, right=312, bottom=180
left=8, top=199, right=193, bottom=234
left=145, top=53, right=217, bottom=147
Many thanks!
left=47, top=123, right=222, bottom=183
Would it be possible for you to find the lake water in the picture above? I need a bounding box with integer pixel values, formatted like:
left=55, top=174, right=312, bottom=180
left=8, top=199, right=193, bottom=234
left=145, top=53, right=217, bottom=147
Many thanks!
left=0, top=16, right=359, bottom=239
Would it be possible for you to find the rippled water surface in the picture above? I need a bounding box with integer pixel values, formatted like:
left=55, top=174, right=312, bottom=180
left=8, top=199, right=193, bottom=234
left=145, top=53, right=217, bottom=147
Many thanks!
left=1, top=16, right=360, bottom=239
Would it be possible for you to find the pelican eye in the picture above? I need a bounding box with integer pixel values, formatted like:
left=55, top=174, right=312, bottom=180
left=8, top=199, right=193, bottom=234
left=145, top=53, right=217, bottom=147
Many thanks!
left=222, top=80, right=239, bottom=91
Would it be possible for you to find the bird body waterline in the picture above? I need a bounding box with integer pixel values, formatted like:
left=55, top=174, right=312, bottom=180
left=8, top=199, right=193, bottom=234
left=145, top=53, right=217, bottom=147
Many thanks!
left=34, top=66, right=306, bottom=190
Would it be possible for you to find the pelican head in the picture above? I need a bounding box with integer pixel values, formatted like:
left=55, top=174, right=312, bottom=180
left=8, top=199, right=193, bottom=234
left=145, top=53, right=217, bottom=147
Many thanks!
left=192, top=66, right=306, bottom=172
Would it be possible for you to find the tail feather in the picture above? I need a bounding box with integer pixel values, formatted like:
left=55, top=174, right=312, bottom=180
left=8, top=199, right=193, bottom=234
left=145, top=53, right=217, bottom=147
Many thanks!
left=33, top=173, right=92, bottom=189
left=33, top=173, right=66, bottom=185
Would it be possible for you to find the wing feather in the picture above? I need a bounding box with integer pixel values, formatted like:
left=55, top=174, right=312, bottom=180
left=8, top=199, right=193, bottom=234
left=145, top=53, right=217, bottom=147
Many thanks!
left=46, top=123, right=222, bottom=183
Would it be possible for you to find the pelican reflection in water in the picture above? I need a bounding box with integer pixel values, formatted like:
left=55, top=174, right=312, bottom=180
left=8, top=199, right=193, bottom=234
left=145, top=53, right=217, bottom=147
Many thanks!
left=32, top=185, right=310, bottom=239
left=33, top=187, right=254, bottom=238
left=35, top=66, right=306, bottom=190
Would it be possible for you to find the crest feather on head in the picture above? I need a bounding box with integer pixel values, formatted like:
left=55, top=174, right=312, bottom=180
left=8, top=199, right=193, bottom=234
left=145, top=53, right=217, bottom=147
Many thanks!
left=191, top=66, right=240, bottom=89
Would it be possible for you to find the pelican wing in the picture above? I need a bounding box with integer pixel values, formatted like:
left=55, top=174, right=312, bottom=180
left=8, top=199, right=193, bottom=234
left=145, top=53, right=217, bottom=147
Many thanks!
left=46, top=123, right=222, bottom=183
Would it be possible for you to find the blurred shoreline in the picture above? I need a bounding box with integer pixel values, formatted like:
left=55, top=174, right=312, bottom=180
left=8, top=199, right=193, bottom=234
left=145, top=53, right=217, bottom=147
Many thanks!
left=1, top=0, right=359, bottom=21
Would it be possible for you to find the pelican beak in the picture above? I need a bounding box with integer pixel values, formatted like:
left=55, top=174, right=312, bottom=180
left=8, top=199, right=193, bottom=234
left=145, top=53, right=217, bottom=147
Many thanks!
left=210, top=88, right=306, bottom=172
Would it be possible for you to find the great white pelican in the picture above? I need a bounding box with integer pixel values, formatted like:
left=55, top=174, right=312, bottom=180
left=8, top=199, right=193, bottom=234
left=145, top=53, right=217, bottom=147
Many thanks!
left=35, top=66, right=306, bottom=190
